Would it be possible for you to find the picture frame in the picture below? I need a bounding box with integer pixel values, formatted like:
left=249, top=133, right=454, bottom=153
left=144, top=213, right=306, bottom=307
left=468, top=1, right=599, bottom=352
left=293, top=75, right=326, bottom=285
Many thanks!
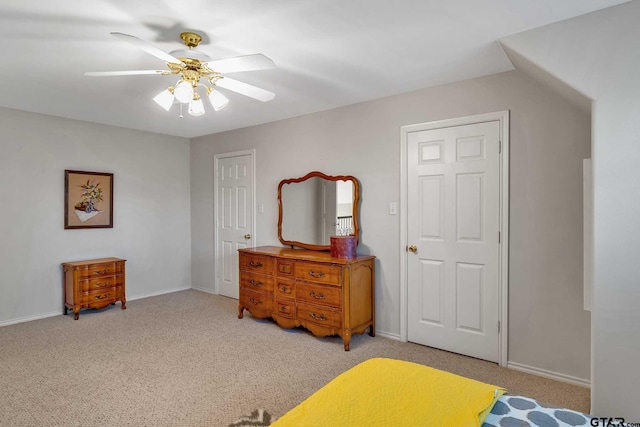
left=64, top=170, right=114, bottom=229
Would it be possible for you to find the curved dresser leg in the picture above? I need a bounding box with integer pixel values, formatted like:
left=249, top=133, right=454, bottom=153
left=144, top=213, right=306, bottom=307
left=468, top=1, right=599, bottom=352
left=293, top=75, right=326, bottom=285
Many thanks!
left=73, top=306, right=80, bottom=320
left=238, top=305, right=245, bottom=319
left=343, top=332, right=351, bottom=351
left=121, top=298, right=127, bottom=310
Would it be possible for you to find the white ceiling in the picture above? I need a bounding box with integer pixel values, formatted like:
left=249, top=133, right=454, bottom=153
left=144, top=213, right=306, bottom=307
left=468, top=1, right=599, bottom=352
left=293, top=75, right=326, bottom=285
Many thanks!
left=0, top=0, right=627, bottom=138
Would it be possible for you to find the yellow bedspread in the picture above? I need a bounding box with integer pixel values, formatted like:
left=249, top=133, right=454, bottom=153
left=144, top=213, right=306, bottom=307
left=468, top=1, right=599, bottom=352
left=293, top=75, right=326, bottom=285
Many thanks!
left=271, top=358, right=505, bottom=427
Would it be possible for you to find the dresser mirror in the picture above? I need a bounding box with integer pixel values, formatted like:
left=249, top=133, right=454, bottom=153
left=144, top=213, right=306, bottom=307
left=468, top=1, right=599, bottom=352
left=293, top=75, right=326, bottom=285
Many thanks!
left=278, top=171, right=360, bottom=251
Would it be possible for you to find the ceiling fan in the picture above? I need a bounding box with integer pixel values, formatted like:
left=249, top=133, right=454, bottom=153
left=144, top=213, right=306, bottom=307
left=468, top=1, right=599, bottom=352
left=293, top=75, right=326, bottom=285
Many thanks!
left=85, top=31, right=275, bottom=117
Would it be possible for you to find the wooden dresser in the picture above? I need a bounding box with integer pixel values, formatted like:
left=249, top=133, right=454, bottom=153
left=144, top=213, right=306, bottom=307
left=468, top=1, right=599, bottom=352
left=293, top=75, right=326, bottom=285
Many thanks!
left=238, top=246, right=375, bottom=351
left=62, top=257, right=126, bottom=320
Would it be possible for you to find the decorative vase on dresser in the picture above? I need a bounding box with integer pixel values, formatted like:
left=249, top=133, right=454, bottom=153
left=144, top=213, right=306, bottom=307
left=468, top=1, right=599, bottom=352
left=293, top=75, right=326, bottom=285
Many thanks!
left=62, top=257, right=126, bottom=320
left=237, top=171, right=376, bottom=351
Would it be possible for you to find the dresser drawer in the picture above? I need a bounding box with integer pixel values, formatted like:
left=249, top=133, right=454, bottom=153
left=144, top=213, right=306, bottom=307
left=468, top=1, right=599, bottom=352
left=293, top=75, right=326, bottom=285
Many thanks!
left=240, top=254, right=274, bottom=275
left=297, top=283, right=342, bottom=308
left=240, top=274, right=274, bottom=293
left=276, top=299, right=295, bottom=319
left=294, top=262, right=341, bottom=286
left=240, top=290, right=273, bottom=312
left=80, top=288, right=116, bottom=305
left=80, top=275, right=122, bottom=292
left=276, top=260, right=295, bottom=277
left=297, top=303, right=342, bottom=329
left=276, top=280, right=295, bottom=299
left=79, top=262, right=123, bottom=279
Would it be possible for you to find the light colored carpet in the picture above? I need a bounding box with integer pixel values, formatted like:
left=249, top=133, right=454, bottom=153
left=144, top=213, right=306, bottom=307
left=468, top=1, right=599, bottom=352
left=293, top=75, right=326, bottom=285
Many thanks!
left=0, top=290, right=589, bottom=426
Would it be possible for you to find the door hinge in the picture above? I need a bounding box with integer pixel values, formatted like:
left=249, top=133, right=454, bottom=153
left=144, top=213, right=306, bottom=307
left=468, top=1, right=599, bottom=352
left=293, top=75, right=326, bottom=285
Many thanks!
left=498, top=231, right=501, bottom=243
left=498, top=140, right=502, bottom=153
left=498, top=321, right=501, bottom=333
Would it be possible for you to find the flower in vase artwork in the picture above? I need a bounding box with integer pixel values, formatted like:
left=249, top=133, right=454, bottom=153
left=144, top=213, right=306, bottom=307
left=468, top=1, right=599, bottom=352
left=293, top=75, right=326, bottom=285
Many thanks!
left=74, top=179, right=104, bottom=222
left=64, top=170, right=113, bottom=229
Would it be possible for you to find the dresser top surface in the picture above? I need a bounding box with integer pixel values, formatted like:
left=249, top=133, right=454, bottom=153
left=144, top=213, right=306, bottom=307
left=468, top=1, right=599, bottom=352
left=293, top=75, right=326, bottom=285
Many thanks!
left=61, top=257, right=126, bottom=267
left=239, top=246, right=375, bottom=264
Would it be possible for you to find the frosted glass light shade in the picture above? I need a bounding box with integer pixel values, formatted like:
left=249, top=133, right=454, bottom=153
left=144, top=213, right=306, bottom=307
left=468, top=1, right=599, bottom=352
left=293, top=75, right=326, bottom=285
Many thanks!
left=153, top=89, right=174, bottom=111
left=208, top=89, right=229, bottom=111
left=174, top=81, right=194, bottom=103
left=188, top=98, right=205, bottom=116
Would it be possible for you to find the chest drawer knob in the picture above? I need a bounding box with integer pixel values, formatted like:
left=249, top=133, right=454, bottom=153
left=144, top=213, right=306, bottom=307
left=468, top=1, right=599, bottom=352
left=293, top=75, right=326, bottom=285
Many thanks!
left=94, top=293, right=111, bottom=300
left=249, top=279, right=263, bottom=287
left=94, top=269, right=110, bottom=275
left=309, top=312, right=328, bottom=321
left=249, top=261, right=263, bottom=268
left=249, top=297, right=263, bottom=305
left=95, top=282, right=111, bottom=288
left=308, top=270, right=325, bottom=278
left=309, top=291, right=326, bottom=299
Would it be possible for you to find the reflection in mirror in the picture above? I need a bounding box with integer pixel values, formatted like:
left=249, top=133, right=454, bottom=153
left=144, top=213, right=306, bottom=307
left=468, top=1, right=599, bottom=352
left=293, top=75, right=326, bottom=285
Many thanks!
left=278, top=172, right=360, bottom=251
left=336, top=180, right=354, bottom=236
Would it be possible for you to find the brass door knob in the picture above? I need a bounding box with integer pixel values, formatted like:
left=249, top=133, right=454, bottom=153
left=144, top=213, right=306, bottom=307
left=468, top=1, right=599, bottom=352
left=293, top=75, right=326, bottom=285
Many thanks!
left=408, top=245, right=417, bottom=253
left=244, top=234, right=251, bottom=239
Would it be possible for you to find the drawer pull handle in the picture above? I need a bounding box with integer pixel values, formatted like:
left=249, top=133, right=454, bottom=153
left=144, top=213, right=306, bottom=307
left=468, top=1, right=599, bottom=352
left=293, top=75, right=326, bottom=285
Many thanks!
left=249, top=261, right=263, bottom=268
left=249, top=298, right=262, bottom=305
left=309, top=312, right=328, bottom=321
left=280, top=306, right=289, bottom=313
left=94, top=282, right=111, bottom=288
left=279, top=265, right=290, bottom=272
left=94, top=293, right=111, bottom=300
left=249, top=279, right=263, bottom=287
left=94, top=269, right=110, bottom=275
left=279, top=286, right=291, bottom=293
left=308, top=270, right=325, bottom=278
left=309, top=291, right=326, bottom=299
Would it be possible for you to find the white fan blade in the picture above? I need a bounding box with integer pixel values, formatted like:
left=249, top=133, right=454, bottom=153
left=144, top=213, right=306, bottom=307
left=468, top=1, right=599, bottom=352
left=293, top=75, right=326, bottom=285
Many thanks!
left=205, top=54, right=275, bottom=74
left=216, top=77, right=275, bottom=102
left=111, top=32, right=184, bottom=66
left=84, top=70, right=169, bottom=77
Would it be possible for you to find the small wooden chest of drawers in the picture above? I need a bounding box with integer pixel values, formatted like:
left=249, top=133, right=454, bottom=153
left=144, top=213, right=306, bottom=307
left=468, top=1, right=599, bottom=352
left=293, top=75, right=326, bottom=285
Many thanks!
left=62, top=257, right=126, bottom=320
left=238, top=246, right=375, bottom=351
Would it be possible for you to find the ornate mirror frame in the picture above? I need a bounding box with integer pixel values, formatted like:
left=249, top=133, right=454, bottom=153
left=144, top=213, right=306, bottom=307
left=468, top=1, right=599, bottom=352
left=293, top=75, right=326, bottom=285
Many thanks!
left=277, top=171, right=361, bottom=251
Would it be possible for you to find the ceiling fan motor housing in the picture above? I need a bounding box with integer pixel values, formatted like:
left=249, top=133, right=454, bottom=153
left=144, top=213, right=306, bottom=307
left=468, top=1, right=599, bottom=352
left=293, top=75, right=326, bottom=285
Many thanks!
left=180, top=32, right=202, bottom=49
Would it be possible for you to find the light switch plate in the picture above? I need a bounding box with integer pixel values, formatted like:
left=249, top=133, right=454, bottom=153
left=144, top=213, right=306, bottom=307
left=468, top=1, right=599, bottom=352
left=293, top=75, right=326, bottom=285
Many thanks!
left=389, top=202, right=397, bottom=215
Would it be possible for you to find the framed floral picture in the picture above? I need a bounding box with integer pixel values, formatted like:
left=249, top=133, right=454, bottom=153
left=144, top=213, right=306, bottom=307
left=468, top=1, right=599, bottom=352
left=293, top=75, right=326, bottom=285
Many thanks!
left=64, top=170, right=114, bottom=229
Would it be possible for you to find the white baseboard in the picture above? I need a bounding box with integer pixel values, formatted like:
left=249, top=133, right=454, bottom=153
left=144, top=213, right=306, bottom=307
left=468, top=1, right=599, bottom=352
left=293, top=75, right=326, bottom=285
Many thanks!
left=190, top=286, right=217, bottom=295
left=127, top=286, right=192, bottom=301
left=507, top=361, right=591, bottom=388
left=375, top=330, right=402, bottom=341
left=0, top=287, right=192, bottom=328
left=0, top=311, right=61, bottom=327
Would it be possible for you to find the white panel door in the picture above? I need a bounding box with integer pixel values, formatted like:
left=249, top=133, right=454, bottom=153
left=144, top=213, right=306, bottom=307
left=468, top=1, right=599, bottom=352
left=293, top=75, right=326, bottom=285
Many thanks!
left=407, top=121, right=500, bottom=362
left=217, top=154, right=253, bottom=299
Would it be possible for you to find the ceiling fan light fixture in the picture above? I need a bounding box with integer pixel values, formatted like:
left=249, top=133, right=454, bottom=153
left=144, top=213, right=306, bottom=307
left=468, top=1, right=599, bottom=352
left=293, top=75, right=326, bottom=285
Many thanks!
left=188, top=93, right=205, bottom=116
left=208, top=88, right=229, bottom=111
left=85, top=31, right=276, bottom=119
left=174, top=80, right=194, bottom=103
left=153, top=87, right=175, bottom=111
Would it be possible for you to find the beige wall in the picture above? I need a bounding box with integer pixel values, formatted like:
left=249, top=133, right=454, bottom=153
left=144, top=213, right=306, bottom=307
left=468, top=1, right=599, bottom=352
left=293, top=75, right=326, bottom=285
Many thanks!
left=0, top=108, right=192, bottom=325
left=191, top=70, right=592, bottom=381
left=501, top=1, right=640, bottom=417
